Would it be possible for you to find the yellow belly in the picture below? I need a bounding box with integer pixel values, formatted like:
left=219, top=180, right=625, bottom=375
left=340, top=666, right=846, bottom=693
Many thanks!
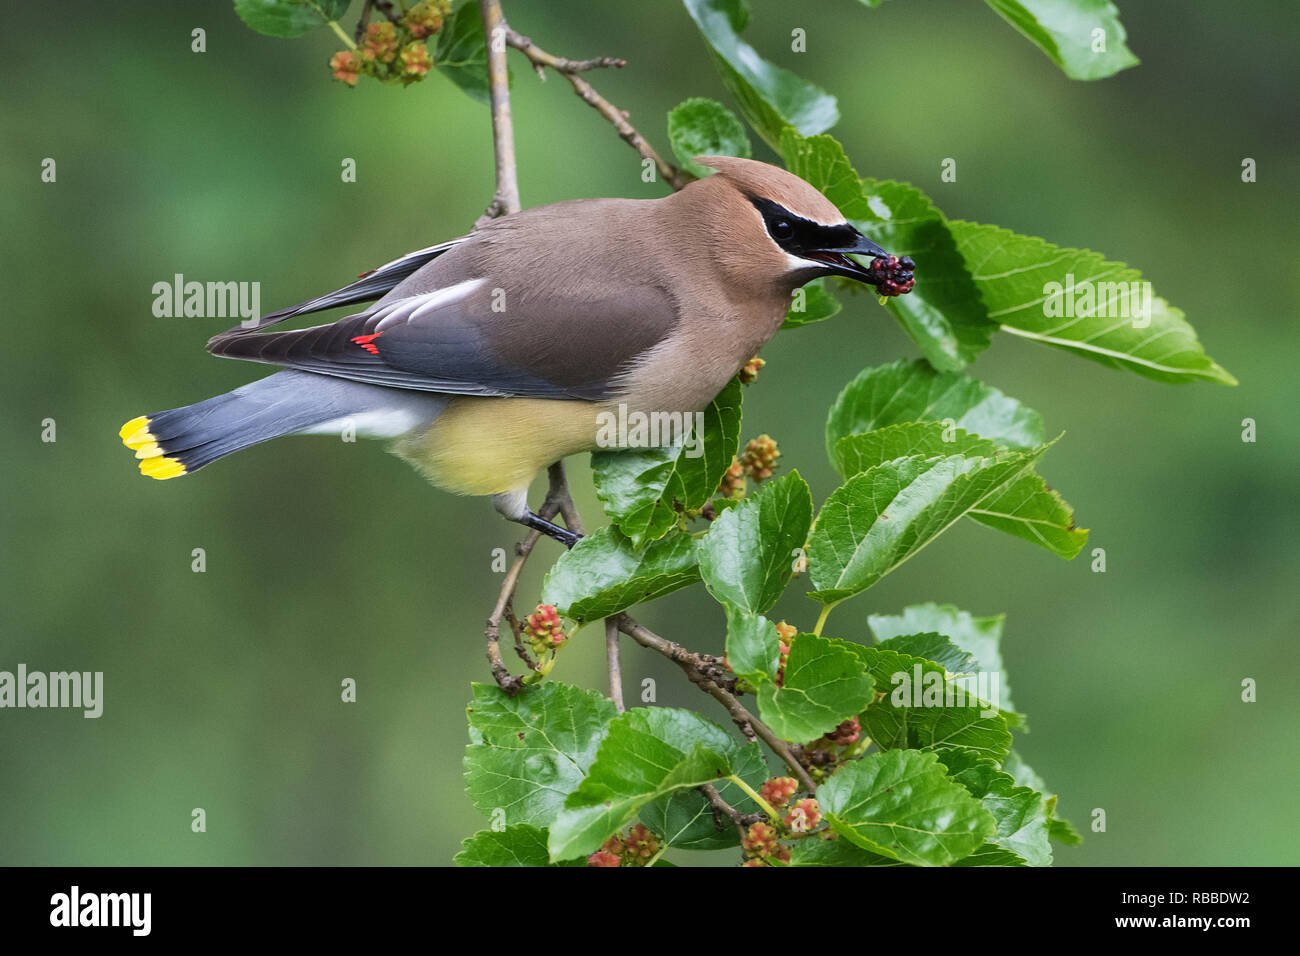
left=392, top=396, right=604, bottom=496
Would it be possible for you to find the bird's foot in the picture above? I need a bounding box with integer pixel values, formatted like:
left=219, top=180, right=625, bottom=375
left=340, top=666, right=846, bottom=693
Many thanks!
left=523, top=512, right=583, bottom=549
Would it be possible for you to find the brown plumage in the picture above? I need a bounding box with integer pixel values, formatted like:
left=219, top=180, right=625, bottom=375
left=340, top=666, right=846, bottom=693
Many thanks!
left=121, top=157, right=901, bottom=545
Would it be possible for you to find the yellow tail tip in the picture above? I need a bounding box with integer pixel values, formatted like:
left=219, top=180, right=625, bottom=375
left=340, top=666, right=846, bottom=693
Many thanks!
left=120, top=416, right=155, bottom=449
left=139, top=456, right=186, bottom=480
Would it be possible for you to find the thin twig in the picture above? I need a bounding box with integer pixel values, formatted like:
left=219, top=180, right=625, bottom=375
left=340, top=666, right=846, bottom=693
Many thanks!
left=477, top=0, right=522, bottom=225
left=699, top=783, right=761, bottom=839
left=605, top=618, right=625, bottom=711
left=483, top=468, right=575, bottom=694
left=613, top=614, right=817, bottom=793
left=503, top=26, right=690, bottom=191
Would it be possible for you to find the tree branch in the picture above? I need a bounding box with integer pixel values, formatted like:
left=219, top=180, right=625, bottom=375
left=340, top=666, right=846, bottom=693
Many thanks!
left=477, top=0, right=522, bottom=225
left=605, top=618, right=625, bottom=712
left=483, top=465, right=579, bottom=694
left=613, top=613, right=817, bottom=793
left=699, top=783, right=762, bottom=839
left=502, top=26, right=691, bottom=191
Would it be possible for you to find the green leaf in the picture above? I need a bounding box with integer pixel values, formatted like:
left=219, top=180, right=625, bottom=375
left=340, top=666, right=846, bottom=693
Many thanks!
left=548, top=707, right=738, bottom=860
left=864, top=689, right=1013, bottom=762
left=786, top=836, right=904, bottom=866
left=681, top=0, right=838, bottom=149
left=938, top=749, right=1052, bottom=866
left=697, top=470, right=812, bottom=614
left=951, top=219, right=1235, bottom=385
left=723, top=606, right=780, bottom=684
left=968, top=471, right=1087, bottom=559
left=755, top=633, right=875, bottom=741
left=667, top=98, right=752, bottom=179
left=834, top=422, right=1086, bottom=560
left=454, top=824, right=584, bottom=867
left=1004, top=750, right=1083, bottom=845
left=778, top=130, right=882, bottom=222
left=781, top=277, right=842, bottom=329
left=878, top=632, right=979, bottom=675
left=826, top=359, right=1046, bottom=463
left=463, top=683, right=617, bottom=826
left=435, top=0, right=506, bottom=105
left=860, top=177, right=995, bottom=370
left=833, top=421, right=998, bottom=477
left=807, top=450, right=1043, bottom=603
left=818, top=750, right=997, bottom=866
left=590, top=378, right=742, bottom=548
left=540, top=527, right=700, bottom=626
left=984, top=0, right=1139, bottom=81
left=233, top=0, right=341, bottom=38
left=640, top=739, right=768, bottom=851
left=870, top=603, right=1017, bottom=714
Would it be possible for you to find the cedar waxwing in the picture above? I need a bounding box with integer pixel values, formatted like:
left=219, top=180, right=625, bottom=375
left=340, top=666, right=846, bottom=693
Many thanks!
left=119, top=157, right=913, bottom=545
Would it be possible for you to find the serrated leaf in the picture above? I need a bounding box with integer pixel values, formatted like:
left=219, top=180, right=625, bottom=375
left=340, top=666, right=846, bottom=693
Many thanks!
left=834, top=422, right=999, bottom=477
left=984, top=0, right=1138, bottom=81
left=548, top=707, right=738, bottom=860
left=667, top=97, right=752, bottom=179
left=818, top=750, right=997, bottom=866
left=723, top=606, right=780, bottom=684
left=847, top=641, right=1018, bottom=746
left=697, top=470, right=812, bottom=614
left=952, top=219, right=1235, bottom=385
left=859, top=177, right=995, bottom=370
left=826, top=359, right=1046, bottom=463
left=435, top=0, right=508, bottom=105
left=681, top=0, right=838, bottom=149
left=454, top=824, right=584, bottom=867
left=591, top=378, right=742, bottom=548
left=640, top=739, right=768, bottom=851
left=540, top=528, right=699, bottom=626
left=864, top=685, right=1013, bottom=761
left=781, top=277, right=842, bottom=329
left=878, top=632, right=980, bottom=675
left=233, top=0, right=339, bottom=38
left=1004, top=750, right=1083, bottom=845
left=834, top=422, right=1085, bottom=560
left=778, top=130, right=881, bottom=222
left=755, top=633, right=874, bottom=741
left=937, top=749, right=1052, bottom=866
left=807, top=450, right=1043, bottom=603
left=787, top=836, right=904, bottom=866
left=969, top=471, right=1087, bottom=558
left=870, top=603, right=1017, bottom=714
left=463, top=683, right=617, bottom=827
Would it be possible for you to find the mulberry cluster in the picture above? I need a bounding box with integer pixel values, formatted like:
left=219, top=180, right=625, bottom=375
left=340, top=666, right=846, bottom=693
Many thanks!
left=760, top=776, right=799, bottom=810
left=823, top=715, right=861, bottom=746
left=741, top=435, right=780, bottom=483
left=716, top=459, right=746, bottom=499
left=783, top=798, right=822, bottom=834
left=775, top=621, right=796, bottom=686
left=741, top=821, right=789, bottom=866
left=865, top=254, right=916, bottom=297
left=523, top=604, right=566, bottom=657
left=739, top=355, right=765, bottom=385
left=587, top=824, right=661, bottom=867
left=329, top=2, right=450, bottom=88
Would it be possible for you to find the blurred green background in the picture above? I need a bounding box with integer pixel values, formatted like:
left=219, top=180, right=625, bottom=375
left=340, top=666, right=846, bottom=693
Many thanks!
left=2, top=0, right=1296, bottom=866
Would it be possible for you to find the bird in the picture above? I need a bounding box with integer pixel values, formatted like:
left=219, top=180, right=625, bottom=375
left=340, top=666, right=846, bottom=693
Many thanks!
left=119, top=156, right=912, bottom=547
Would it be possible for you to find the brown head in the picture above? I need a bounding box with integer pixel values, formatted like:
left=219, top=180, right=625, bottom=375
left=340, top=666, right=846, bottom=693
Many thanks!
left=670, top=155, right=891, bottom=293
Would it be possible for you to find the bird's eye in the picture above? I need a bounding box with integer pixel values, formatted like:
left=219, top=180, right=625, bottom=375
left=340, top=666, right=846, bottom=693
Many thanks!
left=771, top=219, right=794, bottom=241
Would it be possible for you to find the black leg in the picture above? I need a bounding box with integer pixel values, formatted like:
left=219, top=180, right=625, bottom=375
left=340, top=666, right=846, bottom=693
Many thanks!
left=523, top=511, right=582, bottom=549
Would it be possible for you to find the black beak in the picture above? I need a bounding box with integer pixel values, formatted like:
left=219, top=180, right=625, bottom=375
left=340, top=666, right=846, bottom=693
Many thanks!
left=800, top=229, right=892, bottom=283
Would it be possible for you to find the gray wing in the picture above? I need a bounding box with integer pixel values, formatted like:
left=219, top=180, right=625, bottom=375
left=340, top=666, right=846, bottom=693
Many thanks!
left=206, top=249, right=680, bottom=401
